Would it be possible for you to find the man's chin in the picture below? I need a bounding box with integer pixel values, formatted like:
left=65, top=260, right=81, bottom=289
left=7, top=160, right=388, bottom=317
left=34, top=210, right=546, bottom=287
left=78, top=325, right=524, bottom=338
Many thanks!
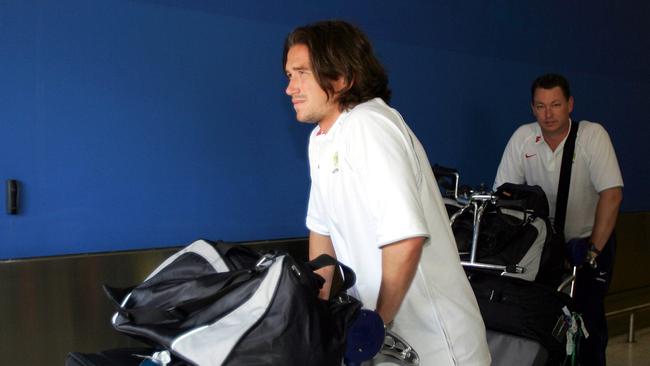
left=539, top=121, right=569, bottom=136
left=296, top=116, right=318, bottom=124
left=541, top=123, right=557, bottom=131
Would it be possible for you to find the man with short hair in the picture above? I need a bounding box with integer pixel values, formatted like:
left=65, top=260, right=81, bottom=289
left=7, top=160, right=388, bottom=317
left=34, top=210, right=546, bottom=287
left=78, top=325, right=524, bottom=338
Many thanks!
left=284, top=20, right=490, bottom=365
left=494, top=73, right=623, bottom=365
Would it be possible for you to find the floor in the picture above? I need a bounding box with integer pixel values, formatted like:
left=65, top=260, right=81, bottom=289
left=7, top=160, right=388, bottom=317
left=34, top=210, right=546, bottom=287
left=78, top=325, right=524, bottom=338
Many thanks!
left=607, top=327, right=650, bottom=366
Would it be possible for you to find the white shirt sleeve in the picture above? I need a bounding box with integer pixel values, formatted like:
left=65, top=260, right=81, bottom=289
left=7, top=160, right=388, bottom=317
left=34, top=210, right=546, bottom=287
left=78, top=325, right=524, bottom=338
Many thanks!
left=305, top=130, right=331, bottom=236
left=344, top=109, right=429, bottom=247
left=306, top=184, right=330, bottom=235
left=494, top=127, right=526, bottom=190
left=582, top=123, right=624, bottom=192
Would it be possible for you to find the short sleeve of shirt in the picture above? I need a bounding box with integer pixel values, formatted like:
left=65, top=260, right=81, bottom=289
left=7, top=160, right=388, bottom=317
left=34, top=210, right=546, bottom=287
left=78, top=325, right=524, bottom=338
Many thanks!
left=306, top=183, right=330, bottom=235
left=305, top=128, right=330, bottom=236
left=581, top=123, right=624, bottom=192
left=344, top=107, right=429, bottom=247
left=494, top=126, right=528, bottom=190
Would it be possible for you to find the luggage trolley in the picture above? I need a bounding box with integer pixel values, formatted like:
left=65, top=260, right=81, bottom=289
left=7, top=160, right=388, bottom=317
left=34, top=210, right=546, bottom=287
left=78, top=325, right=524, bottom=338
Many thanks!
left=433, top=164, right=525, bottom=276
left=450, top=189, right=526, bottom=275
left=434, top=164, right=577, bottom=287
left=433, top=165, right=583, bottom=366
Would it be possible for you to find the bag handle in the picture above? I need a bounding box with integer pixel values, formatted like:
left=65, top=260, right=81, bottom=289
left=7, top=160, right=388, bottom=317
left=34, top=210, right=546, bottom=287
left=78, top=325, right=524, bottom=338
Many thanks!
left=308, top=254, right=357, bottom=293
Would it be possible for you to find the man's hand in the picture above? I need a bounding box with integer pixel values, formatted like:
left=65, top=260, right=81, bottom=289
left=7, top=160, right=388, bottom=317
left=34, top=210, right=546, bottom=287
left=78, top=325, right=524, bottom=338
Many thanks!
left=586, top=243, right=601, bottom=268
left=375, top=237, right=425, bottom=325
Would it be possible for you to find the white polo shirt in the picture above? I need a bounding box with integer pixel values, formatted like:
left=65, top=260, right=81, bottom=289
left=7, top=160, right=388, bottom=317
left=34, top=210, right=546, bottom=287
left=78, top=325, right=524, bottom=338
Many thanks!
left=494, top=120, right=623, bottom=240
left=307, top=98, right=490, bottom=366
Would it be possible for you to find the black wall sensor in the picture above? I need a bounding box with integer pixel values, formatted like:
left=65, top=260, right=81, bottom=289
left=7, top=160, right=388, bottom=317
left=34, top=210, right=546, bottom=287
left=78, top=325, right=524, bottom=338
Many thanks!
left=7, top=179, right=18, bottom=215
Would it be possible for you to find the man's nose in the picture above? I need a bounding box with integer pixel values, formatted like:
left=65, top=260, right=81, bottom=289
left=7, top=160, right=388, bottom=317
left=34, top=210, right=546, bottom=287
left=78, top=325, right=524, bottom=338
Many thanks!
left=286, top=78, right=298, bottom=96
left=544, top=106, right=552, bottom=119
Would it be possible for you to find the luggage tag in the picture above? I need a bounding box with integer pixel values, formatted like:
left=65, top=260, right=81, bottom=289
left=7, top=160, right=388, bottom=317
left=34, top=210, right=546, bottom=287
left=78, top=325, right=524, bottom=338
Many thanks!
left=560, top=307, right=589, bottom=356
left=552, top=306, right=572, bottom=342
left=552, top=316, right=569, bottom=342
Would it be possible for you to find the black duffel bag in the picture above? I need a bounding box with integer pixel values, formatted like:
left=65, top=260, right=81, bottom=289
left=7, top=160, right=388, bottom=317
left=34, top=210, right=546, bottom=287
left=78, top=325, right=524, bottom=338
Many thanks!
left=104, top=239, right=362, bottom=366
left=468, top=272, right=573, bottom=365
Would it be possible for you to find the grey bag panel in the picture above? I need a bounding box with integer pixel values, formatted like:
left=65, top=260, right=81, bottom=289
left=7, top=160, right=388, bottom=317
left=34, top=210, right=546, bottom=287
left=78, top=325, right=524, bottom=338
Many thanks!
left=499, top=208, right=546, bottom=282
left=171, top=256, right=285, bottom=366
left=146, top=239, right=229, bottom=280
left=486, top=329, right=548, bottom=366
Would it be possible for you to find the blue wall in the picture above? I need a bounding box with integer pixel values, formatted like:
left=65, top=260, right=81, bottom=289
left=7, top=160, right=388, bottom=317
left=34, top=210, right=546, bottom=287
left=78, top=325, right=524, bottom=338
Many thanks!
left=1, top=0, right=649, bottom=259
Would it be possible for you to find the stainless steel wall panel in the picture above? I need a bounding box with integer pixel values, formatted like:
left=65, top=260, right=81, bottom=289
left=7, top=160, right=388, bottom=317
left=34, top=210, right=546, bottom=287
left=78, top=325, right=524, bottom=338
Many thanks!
left=0, top=238, right=308, bottom=366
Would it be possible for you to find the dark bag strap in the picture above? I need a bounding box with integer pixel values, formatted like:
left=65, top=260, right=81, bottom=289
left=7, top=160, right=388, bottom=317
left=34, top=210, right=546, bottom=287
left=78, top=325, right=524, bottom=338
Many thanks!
left=308, top=254, right=357, bottom=292
left=554, top=120, right=579, bottom=234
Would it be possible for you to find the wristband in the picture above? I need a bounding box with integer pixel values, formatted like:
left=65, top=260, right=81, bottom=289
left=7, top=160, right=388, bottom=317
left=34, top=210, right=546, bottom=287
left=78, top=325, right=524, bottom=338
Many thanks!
left=588, top=243, right=601, bottom=255
left=384, top=320, right=393, bottom=331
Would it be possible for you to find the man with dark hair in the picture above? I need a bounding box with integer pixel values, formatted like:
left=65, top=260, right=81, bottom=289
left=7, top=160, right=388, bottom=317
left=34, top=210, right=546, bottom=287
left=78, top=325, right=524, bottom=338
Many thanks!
left=495, top=73, right=623, bottom=365
left=284, top=20, right=490, bottom=365
left=530, top=73, right=571, bottom=104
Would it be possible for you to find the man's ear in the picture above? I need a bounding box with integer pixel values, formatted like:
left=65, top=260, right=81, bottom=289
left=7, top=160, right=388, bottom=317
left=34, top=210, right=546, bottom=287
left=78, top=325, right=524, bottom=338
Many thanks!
left=332, top=76, right=352, bottom=93
left=568, top=96, right=574, bottom=113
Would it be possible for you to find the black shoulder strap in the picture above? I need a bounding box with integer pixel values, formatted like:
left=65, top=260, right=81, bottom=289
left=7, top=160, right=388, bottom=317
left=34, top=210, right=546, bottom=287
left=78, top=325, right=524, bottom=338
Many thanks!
left=554, top=120, right=579, bottom=234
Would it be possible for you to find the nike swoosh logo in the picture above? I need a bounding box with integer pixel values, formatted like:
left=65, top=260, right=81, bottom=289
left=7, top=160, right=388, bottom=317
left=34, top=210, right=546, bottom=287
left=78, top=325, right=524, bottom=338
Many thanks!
left=525, top=153, right=537, bottom=158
